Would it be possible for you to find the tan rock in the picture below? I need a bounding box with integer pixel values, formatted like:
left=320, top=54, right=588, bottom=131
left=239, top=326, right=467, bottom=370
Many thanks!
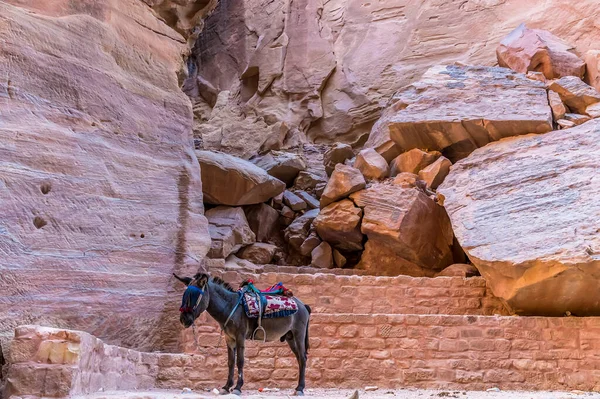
left=556, top=119, right=576, bottom=129
left=237, top=243, right=278, bottom=264
left=436, top=264, right=480, bottom=278
left=390, top=149, right=441, bottom=176
left=284, top=209, right=319, bottom=250
left=323, top=143, right=355, bottom=176
left=300, top=233, right=322, bottom=257
left=311, top=242, right=334, bottom=269
left=198, top=150, right=286, bottom=206
left=320, top=164, right=366, bottom=207
left=548, top=90, right=567, bottom=121
left=563, top=113, right=591, bottom=126
left=313, top=199, right=364, bottom=251
left=586, top=103, right=600, bottom=119
left=283, top=190, right=307, bottom=211
left=250, top=151, right=306, bottom=186
left=585, top=50, right=600, bottom=91
left=206, top=207, right=256, bottom=259
left=333, top=249, right=347, bottom=268
left=244, top=203, right=280, bottom=242
left=549, top=76, right=600, bottom=115
left=0, top=0, right=210, bottom=351
left=353, top=148, right=389, bottom=180
left=418, top=156, right=452, bottom=190
left=497, top=24, right=585, bottom=79
left=393, top=173, right=420, bottom=188
left=438, top=119, right=600, bottom=316
left=366, top=65, right=553, bottom=162
left=350, top=183, right=455, bottom=276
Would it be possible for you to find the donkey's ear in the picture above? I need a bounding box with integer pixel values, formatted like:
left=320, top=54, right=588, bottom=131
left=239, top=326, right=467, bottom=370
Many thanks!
left=173, top=273, right=193, bottom=286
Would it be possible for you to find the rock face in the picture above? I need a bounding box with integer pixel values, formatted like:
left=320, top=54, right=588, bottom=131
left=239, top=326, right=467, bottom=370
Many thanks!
left=354, top=149, right=389, bottom=180
left=439, top=119, right=600, bottom=316
left=0, top=0, right=210, bottom=352
left=351, top=182, right=455, bottom=276
left=320, top=164, right=366, bottom=207
left=185, top=0, right=600, bottom=149
left=366, top=65, right=553, bottom=162
left=586, top=50, right=600, bottom=92
left=497, top=24, right=585, bottom=79
left=313, top=200, right=364, bottom=251
left=548, top=77, right=600, bottom=115
left=244, top=203, right=280, bottom=242
left=206, top=206, right=255, bottom=258
left=197, top=150, right=285, bottom=205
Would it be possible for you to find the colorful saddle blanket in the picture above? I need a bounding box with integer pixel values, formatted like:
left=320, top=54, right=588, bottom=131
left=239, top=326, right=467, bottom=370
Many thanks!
left=241, top=282, right=298, bottom=319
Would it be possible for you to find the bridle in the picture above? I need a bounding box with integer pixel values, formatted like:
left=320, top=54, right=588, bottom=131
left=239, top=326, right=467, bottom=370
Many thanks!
left=179, top=283, right=205, bottom=314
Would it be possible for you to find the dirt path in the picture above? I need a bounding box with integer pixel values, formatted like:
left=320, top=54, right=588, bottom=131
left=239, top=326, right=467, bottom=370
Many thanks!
left=74, top=388, right=600, bottom=399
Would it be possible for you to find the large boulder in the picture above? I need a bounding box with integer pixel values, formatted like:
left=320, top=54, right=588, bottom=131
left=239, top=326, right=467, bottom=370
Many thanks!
left=390, top=149, right=440, bottom=176
left=320, top=164, right=366, bottom=207
left=244, top=203, right=280, bottom=242
left=438, top=119, right=600, bottom=316
left=353, top=148, right=389, bottom=180
left=283, top=209, right=319, bottom=250
left=197, top=150, right=286, bottom=206
left=350, top=182, right=455, bottom=276
left=206, top=206, right=256, bottom=258
left=313, top=199, right=364, bottom=251
left=365, top=64, right=553, bottom=162
left=250, top=151, right=306, bottom=186
left=496, top=24, right=585, bottom=79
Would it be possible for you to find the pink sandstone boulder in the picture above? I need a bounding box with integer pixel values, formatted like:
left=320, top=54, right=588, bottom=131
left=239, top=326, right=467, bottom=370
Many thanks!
left=0, top=0, right=210, bottom=352
left=390, top=149, right=441, bottom=176
left=313, top=199, right=364, bottom=251
left=353, top=148, right=389, bottom=180
left=250, top=151, right=306, bottom=186
left=237, top=243, right=278, bottom=264
left=206, top=206, right=256, bottom=258
left=323, top=143, right=355, bottom=176
left=436, top=264, right=480, bottom=278
left=244, top=203, right=280, bottom=242
left=320, top=164, right=366, bottom=207
left=548, top=90, right=567, bottom=121
left=311, top=241, right=334, bottom=269
left=418, top=156, right=452, bottom=190
left=365, top=64, right=553, bottom=162
left=438, top=119, right=600, bottom=316
left=497, top=24, right=585, bottom=79
left=197, top=150, right=286, bottom=206
left=350, top=182, right=455, bottom=276
left=548, top=76, right=600, bottom=115
left=585, top=50, right=600, bottom=91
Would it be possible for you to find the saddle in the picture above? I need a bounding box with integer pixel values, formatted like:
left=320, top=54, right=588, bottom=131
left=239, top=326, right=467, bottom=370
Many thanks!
left=240, top=280, right=299, bottom=319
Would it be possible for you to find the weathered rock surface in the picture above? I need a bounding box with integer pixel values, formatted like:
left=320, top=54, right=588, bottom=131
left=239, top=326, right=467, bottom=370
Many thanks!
left=438, top=119, right=600, bottom=316
left=323, top=144, right=355, bottom=176
left=548, top=90, right=567, bottom=121
left=197, top=150, right=285, bottom=205
left=237, top=243, right=278, bottom=264
left=284, top=209, right=319, bottom=250
left=549, top=76, right=600, bottom=115
left=354, top=148, right=389, bottom=180
left=351, top=182, right=455, bottom=276
left=587, top=103, right=600, bottom=119
left=365, top=65, right=553, bottom=162
left=390, top=149, right=440, bottom=176
left=333, top=249, right=347, bottom=268
left=250, top=151, right=306, bottom=186
left=311, top=242, right=334, bottom=269
left=313, top=200, right=364, bottom=251
left=0, top=0, right=210, bottom=352
left=586, top=50, right=600, bottom=92
left=244, top=203, right=280, bottom=242
left=564, top=113, right=591, bottom=126
left=300, top=232, right=322, bottom=257
left=418, top=157, right=452, bottom=190
left=296, top=191, right=320, bottom=209
left=497, top=24, right=585, bottom=79
left=283, top=190, right=307, bottom=211
left=320, top=164, right=366, bottom=207
left=436, top=264, right=480, bottom=278
left=206, top=206, right=255, bottom=258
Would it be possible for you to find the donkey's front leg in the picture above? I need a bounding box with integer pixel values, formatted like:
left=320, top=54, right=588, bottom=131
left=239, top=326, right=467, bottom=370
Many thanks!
left=221, top=339, right=236, bottom=394
left=231, top=340, right=245, bottom=396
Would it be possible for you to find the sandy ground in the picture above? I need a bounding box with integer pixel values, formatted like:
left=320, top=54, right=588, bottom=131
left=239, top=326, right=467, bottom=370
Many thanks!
left=73, top=388, right=600, bottom=399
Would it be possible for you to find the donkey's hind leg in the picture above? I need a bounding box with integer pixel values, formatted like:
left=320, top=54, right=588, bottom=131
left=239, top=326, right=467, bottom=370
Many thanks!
left=286, top=332, right=307, bottom=396
left=221, top=339, right=236, bottom=394
left=231, top=339, right=245, bottom=396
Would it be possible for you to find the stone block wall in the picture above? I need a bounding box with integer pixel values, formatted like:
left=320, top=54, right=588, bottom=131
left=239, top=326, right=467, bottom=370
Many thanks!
left=7, top=318, right=600, bottom=398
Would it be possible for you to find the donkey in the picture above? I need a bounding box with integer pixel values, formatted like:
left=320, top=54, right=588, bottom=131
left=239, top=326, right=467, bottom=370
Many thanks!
left=174, top=273, right=312, bottom=396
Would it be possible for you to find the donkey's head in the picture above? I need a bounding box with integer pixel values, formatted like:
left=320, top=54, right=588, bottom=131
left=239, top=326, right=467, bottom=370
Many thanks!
left=174, top=273, right=210, bottom=328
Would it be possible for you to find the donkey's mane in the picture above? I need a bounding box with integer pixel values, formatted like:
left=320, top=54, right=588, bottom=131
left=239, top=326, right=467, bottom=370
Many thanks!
left=210, top=276, right=236, bottom=292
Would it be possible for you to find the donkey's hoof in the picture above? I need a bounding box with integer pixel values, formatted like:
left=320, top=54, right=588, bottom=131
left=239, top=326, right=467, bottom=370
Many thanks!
left=219, top=388, right=230, bottom=395
left=231, top=389, right=242, bottom=396
left=294, top=391, right=305, bottom=396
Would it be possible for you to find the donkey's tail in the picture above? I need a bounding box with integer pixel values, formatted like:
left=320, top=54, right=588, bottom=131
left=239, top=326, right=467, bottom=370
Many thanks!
left=304, top=304, right=311, bottom=354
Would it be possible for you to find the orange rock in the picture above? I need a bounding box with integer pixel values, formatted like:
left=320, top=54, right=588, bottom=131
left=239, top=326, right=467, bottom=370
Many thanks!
left=313, top=199, right=364, bottom=251
left=350, top=183, right=455, bottom=276
left=311, top=242, right=334, bottom=269
left=323, top=143, right=354, bottom=176
left=320, top=164, right=366, bottom=207
left=436, top=264, right=480, bottom=278
left=497, top=24, right=585, bottom=79
left=548, top=90, right=567, bottom=121
left=549, top=76, right=600, bottom=115
left=418, top=156, right=452, bottom=190
left=585, top=50, right=600, bottom=91
left=390, top=149, right=441, bottom=176
left=354, top=148, right=389, bottom=180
